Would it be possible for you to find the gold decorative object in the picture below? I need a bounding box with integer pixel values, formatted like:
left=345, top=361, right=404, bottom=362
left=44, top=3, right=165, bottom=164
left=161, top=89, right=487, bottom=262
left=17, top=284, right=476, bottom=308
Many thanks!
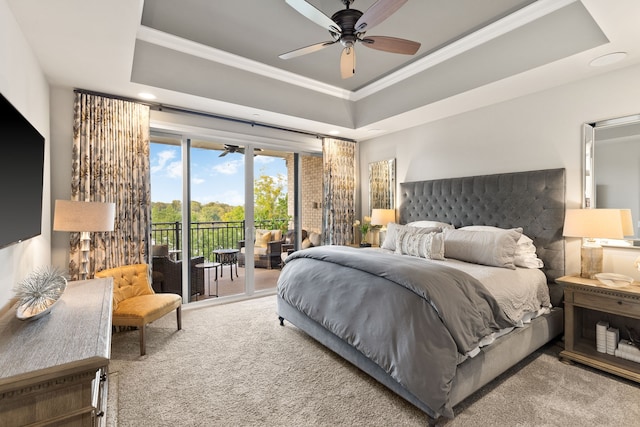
left=14, top=266, right=67, bottom=321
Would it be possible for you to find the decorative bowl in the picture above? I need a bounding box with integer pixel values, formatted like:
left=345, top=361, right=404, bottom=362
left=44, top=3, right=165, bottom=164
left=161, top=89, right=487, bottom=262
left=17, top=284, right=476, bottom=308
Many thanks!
left=14, top=267, right=67, bottom=321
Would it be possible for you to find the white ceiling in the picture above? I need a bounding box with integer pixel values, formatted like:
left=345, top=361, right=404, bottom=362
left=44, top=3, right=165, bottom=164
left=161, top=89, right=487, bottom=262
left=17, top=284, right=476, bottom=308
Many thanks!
left=7, top=0, right=640, bottom=141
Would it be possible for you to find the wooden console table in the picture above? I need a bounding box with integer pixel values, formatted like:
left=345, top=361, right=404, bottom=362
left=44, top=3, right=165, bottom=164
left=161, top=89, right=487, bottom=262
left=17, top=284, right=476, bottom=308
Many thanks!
left=0, top=277, right=113, bottom=426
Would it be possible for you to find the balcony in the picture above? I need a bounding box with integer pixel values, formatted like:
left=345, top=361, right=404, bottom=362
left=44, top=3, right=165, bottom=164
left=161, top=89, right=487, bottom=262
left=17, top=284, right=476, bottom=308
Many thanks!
left=151, top=219, right=289, bottom=301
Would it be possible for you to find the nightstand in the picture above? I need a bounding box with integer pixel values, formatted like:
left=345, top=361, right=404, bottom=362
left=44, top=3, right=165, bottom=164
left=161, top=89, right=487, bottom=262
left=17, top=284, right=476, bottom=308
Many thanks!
left=557, top=275, right=640, bottom=383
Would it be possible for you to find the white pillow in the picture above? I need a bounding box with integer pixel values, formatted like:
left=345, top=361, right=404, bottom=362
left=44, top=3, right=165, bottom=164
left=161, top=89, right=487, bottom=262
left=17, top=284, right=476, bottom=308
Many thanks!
left=407, top=220, right=454, bottom=230
left=309, top=231, right=322, bottom=247
left=443, top=228, right=521, bottom=269
left=515, top=254, right=544, bottom=268
left=459, top=225, right=543, bottom=268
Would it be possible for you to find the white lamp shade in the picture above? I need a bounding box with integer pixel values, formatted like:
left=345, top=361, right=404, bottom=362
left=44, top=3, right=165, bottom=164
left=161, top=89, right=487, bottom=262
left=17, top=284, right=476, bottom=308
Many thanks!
left=53, top=200, right=116, bottom=232
left=563, top=209, right=626, bottom=239
left=370, top=209, right=396, bottom=227
left=620, top=209, right=634, bottom=236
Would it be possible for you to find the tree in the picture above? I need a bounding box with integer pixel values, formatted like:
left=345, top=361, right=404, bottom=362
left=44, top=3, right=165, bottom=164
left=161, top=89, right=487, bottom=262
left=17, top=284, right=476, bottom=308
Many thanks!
left=254, top=171, right=288, bottom=221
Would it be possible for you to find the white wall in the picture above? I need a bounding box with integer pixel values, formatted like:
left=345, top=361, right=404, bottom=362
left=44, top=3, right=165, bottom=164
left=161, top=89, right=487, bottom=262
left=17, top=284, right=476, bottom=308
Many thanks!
left=50, top=87, right=75, bottom=271
left=359, top=62, right=640, bottom=279
left=0, top=0, right=51, bottom=309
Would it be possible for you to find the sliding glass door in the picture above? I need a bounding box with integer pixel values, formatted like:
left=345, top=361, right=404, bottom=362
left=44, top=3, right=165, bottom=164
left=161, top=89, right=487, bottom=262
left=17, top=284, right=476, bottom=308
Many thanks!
left=149, top=131, right=308, bottom=304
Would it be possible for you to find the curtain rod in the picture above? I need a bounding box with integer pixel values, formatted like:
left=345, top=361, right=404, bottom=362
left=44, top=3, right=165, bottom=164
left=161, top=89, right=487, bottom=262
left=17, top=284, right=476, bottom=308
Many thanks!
left=74, top=88, right=356, bottom=143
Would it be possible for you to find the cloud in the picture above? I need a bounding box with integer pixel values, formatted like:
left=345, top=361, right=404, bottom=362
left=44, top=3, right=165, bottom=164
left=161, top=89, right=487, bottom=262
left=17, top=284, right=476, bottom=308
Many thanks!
left=166, top=161, right=182, bottom=179
left=192, top=177, right=205, bottom=185
left=213, top=159, right=242, bottom=175
left=151, top=149, right=176, bottom=174
left=255, top=155, right=275, bottom=165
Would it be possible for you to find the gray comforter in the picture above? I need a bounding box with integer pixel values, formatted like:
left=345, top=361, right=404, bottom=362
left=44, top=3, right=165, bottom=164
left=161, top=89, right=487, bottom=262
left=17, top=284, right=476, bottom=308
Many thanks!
left=277, top=246, right=516, bottom=418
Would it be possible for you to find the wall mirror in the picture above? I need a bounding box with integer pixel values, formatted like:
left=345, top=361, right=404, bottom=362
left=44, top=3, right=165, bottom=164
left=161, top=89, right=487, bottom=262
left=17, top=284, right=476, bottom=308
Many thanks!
left=583, top=114, right=640, bottom=244
left=369, top=158, right=396, bottom=212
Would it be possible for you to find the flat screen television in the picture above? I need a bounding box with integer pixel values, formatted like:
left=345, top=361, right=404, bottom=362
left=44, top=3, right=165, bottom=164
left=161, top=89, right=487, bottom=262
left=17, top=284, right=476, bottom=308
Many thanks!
left=0, top=92, right=45, bottom=249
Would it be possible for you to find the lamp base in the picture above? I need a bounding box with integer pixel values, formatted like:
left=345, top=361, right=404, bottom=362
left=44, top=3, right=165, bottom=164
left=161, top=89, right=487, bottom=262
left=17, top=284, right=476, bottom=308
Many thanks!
left=581, top=244, right=603, bottom=279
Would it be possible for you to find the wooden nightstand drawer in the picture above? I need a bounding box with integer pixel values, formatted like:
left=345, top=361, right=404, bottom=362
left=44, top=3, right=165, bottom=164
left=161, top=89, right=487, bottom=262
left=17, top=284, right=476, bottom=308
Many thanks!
left=574, top=291, right=640, bottom=318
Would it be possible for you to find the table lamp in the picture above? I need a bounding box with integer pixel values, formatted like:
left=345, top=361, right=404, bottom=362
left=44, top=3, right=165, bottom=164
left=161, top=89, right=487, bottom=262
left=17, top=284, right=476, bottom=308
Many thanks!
left=54, top=200, right=116, bottom=279
left=371, top=208, right=396, bottom=246
left=563, top=208, right=633, bottom=278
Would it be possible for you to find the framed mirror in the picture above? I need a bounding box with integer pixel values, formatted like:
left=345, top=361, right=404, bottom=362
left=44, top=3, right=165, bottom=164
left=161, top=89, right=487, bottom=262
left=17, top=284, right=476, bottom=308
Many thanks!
left=583, top=114, right=640, bottom=243
left=369, top=158, right=396, bottom=212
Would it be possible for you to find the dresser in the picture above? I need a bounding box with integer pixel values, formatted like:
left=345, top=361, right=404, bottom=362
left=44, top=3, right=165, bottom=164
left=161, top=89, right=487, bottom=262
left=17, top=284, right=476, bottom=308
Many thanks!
left=0, top=278, right=113, bottom=426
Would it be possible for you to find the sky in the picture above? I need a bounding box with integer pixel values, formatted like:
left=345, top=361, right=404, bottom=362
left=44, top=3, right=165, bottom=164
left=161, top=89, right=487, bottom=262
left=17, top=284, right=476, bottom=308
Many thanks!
left=150, top=143, right=287, bottom=206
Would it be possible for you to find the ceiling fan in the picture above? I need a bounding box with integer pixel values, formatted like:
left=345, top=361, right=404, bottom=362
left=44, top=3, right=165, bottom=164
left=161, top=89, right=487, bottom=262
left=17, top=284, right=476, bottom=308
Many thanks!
left=219, top=144, right=264, bottom=157
left=279, top=0, right=421, bottom=79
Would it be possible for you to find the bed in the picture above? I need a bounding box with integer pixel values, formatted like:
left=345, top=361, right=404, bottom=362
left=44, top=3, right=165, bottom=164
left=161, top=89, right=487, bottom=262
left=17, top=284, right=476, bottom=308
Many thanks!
left=276, top=168, right=566, bottom=423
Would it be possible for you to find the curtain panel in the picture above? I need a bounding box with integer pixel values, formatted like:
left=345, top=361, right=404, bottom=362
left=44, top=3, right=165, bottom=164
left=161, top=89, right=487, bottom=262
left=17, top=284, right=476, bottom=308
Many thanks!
left=322, top=138, right=356, bottom=245
left=70, top=92, right=151, bottom=279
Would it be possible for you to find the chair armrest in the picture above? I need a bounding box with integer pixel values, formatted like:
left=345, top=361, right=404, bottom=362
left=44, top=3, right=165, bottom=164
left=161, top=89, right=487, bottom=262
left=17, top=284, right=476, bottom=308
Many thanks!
left=282, top=243, right=294, bottom=252
left=238, top=240, right=246, bottom=250
left=267, top=240, right=282, bottom=254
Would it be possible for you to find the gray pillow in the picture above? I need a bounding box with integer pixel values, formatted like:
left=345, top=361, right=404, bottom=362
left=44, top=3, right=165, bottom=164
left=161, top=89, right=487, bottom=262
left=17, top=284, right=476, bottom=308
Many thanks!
left=443, top=228, right=521, bottom=269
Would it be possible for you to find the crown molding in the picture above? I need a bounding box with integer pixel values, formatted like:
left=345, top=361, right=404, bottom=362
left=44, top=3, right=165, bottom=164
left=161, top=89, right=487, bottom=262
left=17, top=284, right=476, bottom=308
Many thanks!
left=352, top=0, right=577, bottom=100
left=136, top=26, right=353, bottom=100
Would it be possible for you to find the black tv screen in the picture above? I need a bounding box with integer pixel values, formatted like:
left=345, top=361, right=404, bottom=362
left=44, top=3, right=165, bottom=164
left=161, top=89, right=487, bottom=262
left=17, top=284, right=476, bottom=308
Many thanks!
left=0, top=92, right=45, bottom=249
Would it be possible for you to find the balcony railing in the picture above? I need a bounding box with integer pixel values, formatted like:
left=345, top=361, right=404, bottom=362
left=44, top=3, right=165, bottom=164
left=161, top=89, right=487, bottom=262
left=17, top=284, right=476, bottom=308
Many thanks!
left=151, top=219, right=288, bottom=261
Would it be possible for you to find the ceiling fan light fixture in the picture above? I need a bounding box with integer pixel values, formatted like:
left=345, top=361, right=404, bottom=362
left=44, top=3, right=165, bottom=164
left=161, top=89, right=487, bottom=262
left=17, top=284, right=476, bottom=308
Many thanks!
left=281, top=0, right=419, bottom=77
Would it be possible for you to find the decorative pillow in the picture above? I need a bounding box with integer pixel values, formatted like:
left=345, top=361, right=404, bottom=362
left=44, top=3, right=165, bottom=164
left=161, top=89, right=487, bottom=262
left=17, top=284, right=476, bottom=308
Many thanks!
left=301, top=238, right=312, bottom=249
left=381, top=222, right=402, bottom=250
left=255, top=230, right=272, bottom=248
left=459, top=225, right=543, bottom=268
left=407, top=220, right=454, bottom=230
left=443, top=228, right=521, bottom=269
left=270, top=229, right=283, bottom=242
left=395, top=228, right=445, bottom=260
left=309, top=231, right=322, bottom=247
left=382, top=222, right=441, bottom=251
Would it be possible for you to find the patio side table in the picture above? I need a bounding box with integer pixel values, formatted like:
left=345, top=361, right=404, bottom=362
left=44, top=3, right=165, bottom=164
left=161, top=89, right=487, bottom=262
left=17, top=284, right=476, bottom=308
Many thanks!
left=212, top=248, right=239, bottom=281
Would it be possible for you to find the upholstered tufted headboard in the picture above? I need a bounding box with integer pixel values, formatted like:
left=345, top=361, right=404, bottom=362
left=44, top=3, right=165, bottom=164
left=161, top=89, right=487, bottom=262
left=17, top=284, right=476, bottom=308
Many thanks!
left=399, top=168, right=565, bottom=282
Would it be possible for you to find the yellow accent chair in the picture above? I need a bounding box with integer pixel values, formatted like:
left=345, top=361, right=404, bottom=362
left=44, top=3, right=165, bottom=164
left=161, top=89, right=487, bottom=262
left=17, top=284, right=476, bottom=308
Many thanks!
left=95, top=263, right=182, bottom=356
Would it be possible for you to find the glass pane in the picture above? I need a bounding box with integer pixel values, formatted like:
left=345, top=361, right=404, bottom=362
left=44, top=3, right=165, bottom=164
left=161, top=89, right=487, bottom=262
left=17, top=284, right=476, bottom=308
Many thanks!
left=149, top=138, right=194, bottom=299
left=251, top=149, right=290, bottom=292
left=190, top=142, right=245, bottom=299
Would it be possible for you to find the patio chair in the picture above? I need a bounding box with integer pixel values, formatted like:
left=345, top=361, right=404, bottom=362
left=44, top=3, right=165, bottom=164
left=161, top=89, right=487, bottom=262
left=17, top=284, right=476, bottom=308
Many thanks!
left=151, top=254, right=205, bottom=300
left=238, top=228, right=284, bottom=269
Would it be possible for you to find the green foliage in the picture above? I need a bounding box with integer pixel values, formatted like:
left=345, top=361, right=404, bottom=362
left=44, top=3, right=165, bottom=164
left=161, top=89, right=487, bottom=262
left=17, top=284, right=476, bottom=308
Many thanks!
left=254, top=171, right=288, bottom=221
left=151, top=171, right=289, bottom=240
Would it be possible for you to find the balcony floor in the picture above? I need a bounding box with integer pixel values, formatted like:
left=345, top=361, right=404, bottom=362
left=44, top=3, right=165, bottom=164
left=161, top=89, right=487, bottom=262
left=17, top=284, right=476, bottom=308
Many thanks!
left=195, top=265, right=281, bottom=301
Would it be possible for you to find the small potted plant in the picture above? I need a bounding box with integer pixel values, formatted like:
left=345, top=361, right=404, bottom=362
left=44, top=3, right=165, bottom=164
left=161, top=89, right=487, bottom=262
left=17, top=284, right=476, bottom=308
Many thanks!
left=13, top=266, right=67, bottom=321
left=354, top=216, right=373, bottom=247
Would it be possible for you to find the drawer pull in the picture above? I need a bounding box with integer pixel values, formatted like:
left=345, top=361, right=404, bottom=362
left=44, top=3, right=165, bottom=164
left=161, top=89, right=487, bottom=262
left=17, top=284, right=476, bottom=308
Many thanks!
left=618, top=301, right=623, bottom=305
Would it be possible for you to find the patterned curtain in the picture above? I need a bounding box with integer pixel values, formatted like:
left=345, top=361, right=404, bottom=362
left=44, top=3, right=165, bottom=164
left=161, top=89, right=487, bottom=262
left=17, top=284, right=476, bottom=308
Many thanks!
left=70, top=92, right=151, bottom=279
left=322, top=138, right=356, bottom=245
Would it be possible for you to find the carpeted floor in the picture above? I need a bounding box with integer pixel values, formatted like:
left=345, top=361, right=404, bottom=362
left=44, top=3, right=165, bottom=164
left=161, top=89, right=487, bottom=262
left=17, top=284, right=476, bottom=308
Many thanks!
left=107, top=296, right=640, bottom=426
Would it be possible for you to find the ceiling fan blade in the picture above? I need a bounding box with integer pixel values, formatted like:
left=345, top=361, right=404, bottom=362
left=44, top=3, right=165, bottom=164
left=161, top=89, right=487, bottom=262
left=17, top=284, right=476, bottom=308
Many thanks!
left=340, top=47, right=356, bottom=79
left=355, top=0, right=407, bottom=32
left=279, top=40, right=337, bottom=60
left=219, top=151, right=228, bottom=157
left=360, top=36, right=420, bottom=55
left=285, top=0, right=341, bottom=34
